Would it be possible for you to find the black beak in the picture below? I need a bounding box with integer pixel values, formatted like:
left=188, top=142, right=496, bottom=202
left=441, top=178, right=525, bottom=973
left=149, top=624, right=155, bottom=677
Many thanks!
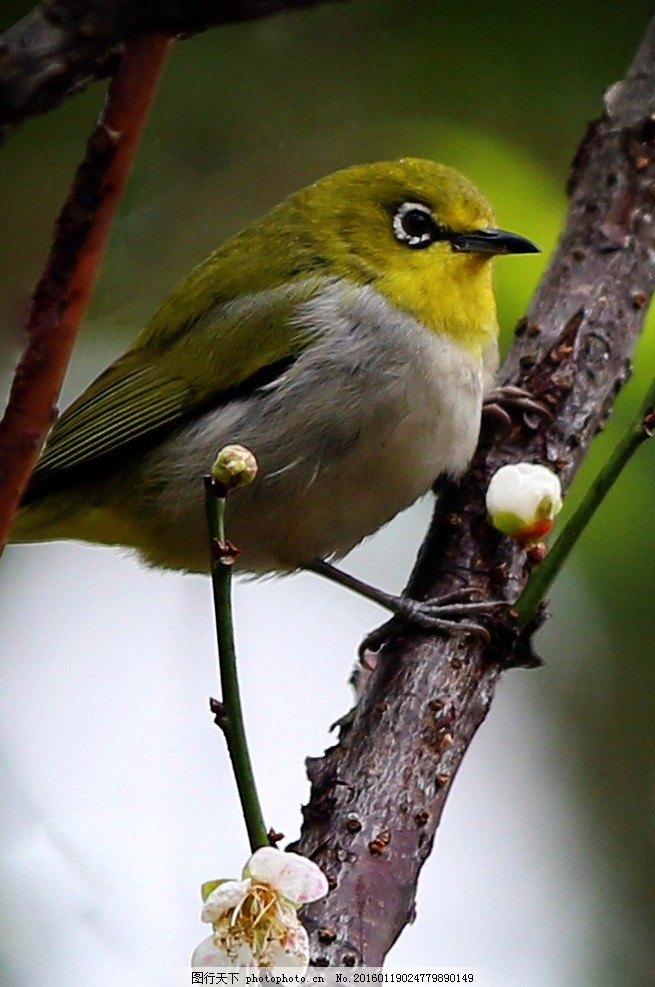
left=450, top=228, right=540, bottom=255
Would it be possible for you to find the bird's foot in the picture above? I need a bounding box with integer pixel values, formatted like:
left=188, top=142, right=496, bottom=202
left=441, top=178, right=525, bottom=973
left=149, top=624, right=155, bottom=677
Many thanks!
left=483, top=384, right=552, bottom=429
left=359, top=589, right=509, bottom=658
left=303, top=560, right=508, bottom=658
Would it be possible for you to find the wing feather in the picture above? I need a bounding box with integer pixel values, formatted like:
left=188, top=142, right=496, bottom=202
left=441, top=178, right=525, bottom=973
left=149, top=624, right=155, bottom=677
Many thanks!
left=37, top=366, right=189, bottom=476
left=26, top=277, right=323, bottom=499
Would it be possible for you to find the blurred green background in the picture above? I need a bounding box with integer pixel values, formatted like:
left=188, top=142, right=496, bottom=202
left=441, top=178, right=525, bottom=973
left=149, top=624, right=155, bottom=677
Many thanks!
left=1, top=1, right=654, bottom=985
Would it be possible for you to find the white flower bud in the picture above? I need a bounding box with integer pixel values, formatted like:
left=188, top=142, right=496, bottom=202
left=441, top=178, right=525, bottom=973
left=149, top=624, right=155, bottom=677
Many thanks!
left=486, top=462, right=562, bottom=545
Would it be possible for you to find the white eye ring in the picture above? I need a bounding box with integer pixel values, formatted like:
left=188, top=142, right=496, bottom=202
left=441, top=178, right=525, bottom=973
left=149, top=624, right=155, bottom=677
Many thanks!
left=392, top=201, right=436, bottom=248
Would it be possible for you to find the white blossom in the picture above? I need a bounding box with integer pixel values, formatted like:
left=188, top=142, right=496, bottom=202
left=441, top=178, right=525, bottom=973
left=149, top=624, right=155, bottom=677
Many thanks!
left=191, top=847, right=328, bottom=971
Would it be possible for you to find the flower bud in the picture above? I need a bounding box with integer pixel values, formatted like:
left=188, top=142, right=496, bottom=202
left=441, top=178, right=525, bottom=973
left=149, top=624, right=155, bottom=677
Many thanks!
left=211, top=445, right=258, bottom=490
left=486, top=462, right=562, bottom=546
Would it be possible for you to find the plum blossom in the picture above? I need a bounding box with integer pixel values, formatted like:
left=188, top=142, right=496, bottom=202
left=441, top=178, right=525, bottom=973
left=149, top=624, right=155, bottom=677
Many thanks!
left=191, top=847, right=328, bottom=970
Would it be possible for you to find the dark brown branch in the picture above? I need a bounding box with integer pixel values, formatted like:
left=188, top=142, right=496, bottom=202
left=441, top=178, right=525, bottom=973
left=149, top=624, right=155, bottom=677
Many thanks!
left=0, top=0, right=341, bottom=142
left=0, top=35, right=170, bottom=550
left=296, top=12, right=655, bottom=966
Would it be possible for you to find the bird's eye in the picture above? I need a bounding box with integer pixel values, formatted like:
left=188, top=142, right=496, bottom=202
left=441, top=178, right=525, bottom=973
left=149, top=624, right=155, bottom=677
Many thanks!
left=392, top=202, right=446, bottom=249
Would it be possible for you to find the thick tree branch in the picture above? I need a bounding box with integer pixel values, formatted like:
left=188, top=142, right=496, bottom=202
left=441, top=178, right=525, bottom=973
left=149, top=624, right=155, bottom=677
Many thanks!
left=0, top=0, right=341, bottom=142
left=296, top=12, right=655, bottom=966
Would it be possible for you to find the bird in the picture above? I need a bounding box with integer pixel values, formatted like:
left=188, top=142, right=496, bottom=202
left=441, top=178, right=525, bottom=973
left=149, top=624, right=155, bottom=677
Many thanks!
left=11, top=158, right=539, bottom=628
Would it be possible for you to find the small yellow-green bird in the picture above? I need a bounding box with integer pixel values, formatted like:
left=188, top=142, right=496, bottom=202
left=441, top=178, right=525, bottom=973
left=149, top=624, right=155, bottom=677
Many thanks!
left=12, top=159, right=538, bottom=627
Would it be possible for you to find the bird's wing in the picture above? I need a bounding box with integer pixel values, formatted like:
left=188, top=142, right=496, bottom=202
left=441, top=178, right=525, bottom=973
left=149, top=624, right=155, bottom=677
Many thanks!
left=26, top=277, right=321, bottom=498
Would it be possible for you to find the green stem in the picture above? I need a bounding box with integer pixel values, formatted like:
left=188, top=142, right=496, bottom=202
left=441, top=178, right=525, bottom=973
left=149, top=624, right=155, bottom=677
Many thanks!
left=514, top=377, right=655, bottom=629
left=204, top=479, right=269, bottom=851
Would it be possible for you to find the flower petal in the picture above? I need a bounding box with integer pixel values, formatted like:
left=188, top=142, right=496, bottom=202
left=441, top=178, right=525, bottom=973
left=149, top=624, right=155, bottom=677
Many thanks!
left=192, top=932, right=261, bottom=968
left=201, top=878, right=252, bottom=923
left=191, top=935, right=234, bottom=967
left=266, top=918, right=310, bottom=968
left=245, top=848, right=329, bottom=905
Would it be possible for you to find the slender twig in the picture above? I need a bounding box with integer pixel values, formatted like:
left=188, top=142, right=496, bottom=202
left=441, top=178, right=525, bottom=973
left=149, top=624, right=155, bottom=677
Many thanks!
left=204, top=476, right=269, bottom=853
left=0, top=34, right=171, bottom=552
left=514, top=375, right=655, bottom=628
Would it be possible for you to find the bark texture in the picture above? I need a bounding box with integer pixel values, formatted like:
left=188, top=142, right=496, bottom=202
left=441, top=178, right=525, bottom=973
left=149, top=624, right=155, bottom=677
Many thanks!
left=296, top=13, right=655, bottom=967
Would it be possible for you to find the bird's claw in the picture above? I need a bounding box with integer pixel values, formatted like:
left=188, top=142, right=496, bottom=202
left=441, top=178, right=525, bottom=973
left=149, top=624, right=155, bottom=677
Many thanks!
left=359, top=616, right=404, bottom=658
left=483, top=384, right=552, bottom=426
left=359, top=593, right=509, bottom=658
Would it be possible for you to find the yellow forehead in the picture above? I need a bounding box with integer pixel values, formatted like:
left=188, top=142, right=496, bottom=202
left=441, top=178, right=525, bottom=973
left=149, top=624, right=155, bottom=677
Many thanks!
left=301, top=157, right=496, bottom=239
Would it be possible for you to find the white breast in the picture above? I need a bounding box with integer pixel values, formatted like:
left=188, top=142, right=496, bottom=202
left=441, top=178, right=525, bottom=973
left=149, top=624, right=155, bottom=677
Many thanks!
left=145, top=280, right=492, bottom=574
